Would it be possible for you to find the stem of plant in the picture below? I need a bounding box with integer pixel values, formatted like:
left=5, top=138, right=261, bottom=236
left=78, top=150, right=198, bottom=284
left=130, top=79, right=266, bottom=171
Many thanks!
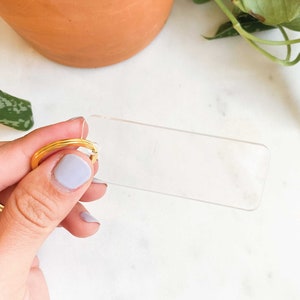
left=213, top=0, right=300, bottom=65
left=213, top=0, right=300, bottom=46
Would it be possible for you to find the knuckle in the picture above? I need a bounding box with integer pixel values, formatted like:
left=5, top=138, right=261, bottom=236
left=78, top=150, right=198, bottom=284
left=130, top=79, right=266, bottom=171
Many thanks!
left=13, top=182, right=59, bottom=230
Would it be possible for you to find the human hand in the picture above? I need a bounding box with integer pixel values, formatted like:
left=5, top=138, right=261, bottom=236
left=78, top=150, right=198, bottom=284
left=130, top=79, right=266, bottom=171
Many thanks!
left=0, top=117, right=107, bottom=300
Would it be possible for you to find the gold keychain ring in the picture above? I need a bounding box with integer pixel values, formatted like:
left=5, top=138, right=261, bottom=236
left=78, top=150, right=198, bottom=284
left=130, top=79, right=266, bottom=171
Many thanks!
left=31, top=138, right=98, bottom=169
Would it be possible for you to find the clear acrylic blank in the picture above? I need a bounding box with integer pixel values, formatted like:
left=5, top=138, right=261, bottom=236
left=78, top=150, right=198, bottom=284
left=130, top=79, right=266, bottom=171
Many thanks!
left=88, top=115, right=269, bottom=210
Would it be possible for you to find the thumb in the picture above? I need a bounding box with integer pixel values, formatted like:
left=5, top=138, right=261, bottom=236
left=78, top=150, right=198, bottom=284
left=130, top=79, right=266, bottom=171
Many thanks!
left=0, top=151, right=93, bottom=286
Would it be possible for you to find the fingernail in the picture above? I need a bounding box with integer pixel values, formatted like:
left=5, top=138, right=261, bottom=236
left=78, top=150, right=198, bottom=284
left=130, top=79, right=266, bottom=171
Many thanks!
left=80, top=211, right=100, bottom=224
left=68, top=116, right=83, bottom=121
left=53, top=154, right=92, bottom=190
left=92, top=177, right=107, bottom=186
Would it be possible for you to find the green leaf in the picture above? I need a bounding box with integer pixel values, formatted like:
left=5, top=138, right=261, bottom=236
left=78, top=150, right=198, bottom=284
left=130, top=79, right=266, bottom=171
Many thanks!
left=206, top=13, right=275, bottom=40
left=232, top=0, right=300, bottom=26
left=283, top=16, right=300, bottom=32
left=193, top=0, right=211, bottom=4
left=0, top=90, right=34, bottom=131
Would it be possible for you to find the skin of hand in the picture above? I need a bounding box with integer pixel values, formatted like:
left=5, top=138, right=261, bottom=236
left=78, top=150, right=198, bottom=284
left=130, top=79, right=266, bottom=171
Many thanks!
left=0, top=117, right=107, bottom=300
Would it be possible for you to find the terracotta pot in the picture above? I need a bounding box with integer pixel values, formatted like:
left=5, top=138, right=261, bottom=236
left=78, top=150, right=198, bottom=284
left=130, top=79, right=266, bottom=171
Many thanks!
left=0, top=0, right=174, bottom=68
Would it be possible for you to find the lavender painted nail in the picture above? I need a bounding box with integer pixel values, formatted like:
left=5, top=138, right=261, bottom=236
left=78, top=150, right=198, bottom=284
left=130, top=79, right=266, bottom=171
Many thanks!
left=92, top=177, right=107, bottom=186
left=54, top=154, right=92, bottom=190
left=80, top=211, right=100, bottom=224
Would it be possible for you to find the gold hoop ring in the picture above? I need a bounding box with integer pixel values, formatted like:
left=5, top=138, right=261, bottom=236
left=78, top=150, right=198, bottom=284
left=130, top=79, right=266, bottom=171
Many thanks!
left=31, top=138, right=98, bottom=169
left=0, top=203, right=4, bottom=213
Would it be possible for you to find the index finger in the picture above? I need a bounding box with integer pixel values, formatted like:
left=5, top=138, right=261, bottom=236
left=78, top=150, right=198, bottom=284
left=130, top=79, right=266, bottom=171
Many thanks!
left=0, top=117, right=88, bottom=191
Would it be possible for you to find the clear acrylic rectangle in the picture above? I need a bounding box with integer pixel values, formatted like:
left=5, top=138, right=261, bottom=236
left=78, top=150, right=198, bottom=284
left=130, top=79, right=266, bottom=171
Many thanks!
left=88, top=115, right=269, bottom=210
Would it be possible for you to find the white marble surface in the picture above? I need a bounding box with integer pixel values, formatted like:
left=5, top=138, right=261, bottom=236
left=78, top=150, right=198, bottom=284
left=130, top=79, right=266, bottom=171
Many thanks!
left=1, top=1, right=300, bottom=299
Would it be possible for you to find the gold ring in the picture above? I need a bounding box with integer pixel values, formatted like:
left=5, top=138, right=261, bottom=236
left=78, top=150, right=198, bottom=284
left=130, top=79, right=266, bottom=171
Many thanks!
left=0, top=203, right=4, bottom=213
left=31, top=138, right=98, bottom=169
